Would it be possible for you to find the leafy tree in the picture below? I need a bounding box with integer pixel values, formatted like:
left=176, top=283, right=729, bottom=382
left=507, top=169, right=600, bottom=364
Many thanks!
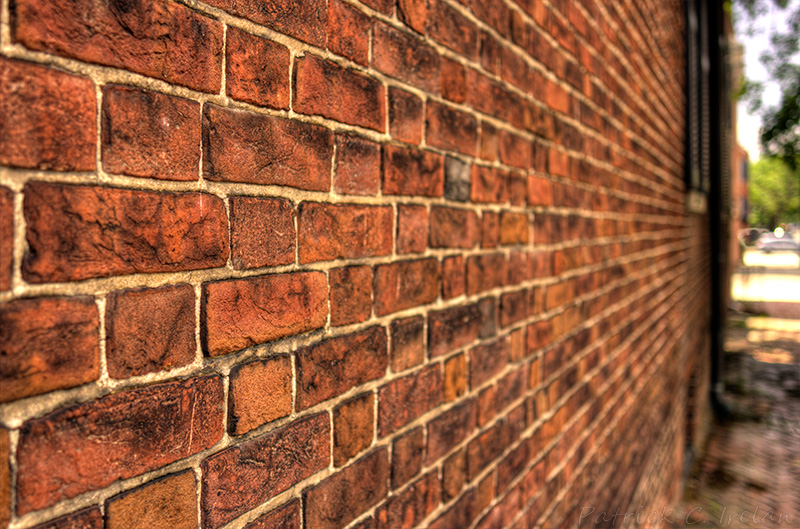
left=747, top=157, right=800, bottom=227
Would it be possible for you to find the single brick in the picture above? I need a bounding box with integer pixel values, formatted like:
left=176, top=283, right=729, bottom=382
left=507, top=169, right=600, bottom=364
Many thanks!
left=0, top=57, right=95, bottom=171
left=373, top=259, right=439, bottom=316
left=388, top=87, right=423, bottom=144
left=23, top=183, right=228, bottom=283
left=442, top=449, right=467, bottom=501
left=17, top=376, right=223, bottom=514
left=106, top=471, right=197, bottom=529
left=334, top=392, right=374, bottom=466
left=477, top=297, right=498, bottom=339
left=480, top=121, right=500, bottom=161
left=398, top=0, right=427, bottom=33
left=101, top=86, right=200, bottom=181
left=481, top=211, right=499, bottom=248
left=444, top=156, right=471, bottom=201
left=334, top=135, right=381, bottom=196
left=426, top=400, right=475, bottom=462
left=230, top=196, right=296, bottom=270
left=229, top=355, right=293, bottom=435
left=0, top=187, right=14, bottom=291
left=202, top=413, right=330, bottom=529
left=0, top=297, right=99, bottom=403
left=470, top=337, right=509, bottom=388
left=427, top=0, right=478, bottom=58
left=298, top=202, right=393, bottom=263
left=294, top=54, right=385, bottom=132
left=471, top=165, right=507, bottom=203
left=441, top=58, right=467, bottom=104
left=500, top=212, right=529, bottom=245
left=476, top=386, right=497, bottom=427
left=373, top=23, right=440, bottom=93
left=391, top=427, right=424, bottom=488
left=378, top=365, right=442, bottom=436
left=397, top=205, right=429, bottom=254
left=203, top=104, right=332, bottom=191
left=243, top=500, right=300, bottom=529
left=429, top=206, right=479, bottom=249
left=383, top=145, right=445, bottom=197
left=426, top=100, right=478, bottom=156
left=467, top=253, right=507, bottom=295
left=442, top=255, right=466, bottom=299
left=528, top=176, right=554, bottom=206
left=327, top=0, right=370, bottom=65
left=12, top=0, right=222, bottom=92
left=444, top=353, right=467, bottom=402
left=106, top=284, right=195, bottom=379
left=375, top=471, right=440, bottom=529
left=428, top=304, right=482, bottom=357
left=390, top=316, right=425, bottom=372
left=304, top=448, right=389, bottom=529
left=330, top=266, right=373, bottom=327
left=499, top=129, right=533, bottom=170
left=31, top=507, right=103, bottom=529
left=202, top=272, right=327, bottom=357
left=226, top=27, right=290, bottom=110
left=297, top=326, right=388, bottom=409
left=500, top=290, right=529, bottom=328
left=205, top=0, right=326, bottom=46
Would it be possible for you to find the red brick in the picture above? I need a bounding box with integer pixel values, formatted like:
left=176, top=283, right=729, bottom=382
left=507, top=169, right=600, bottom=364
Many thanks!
left=470, top=336, right=509, bottom=388
left=397, top=205, right=429, bottom=254
left=334, top=134, right=381, bottom=195
left=428, top=490, right=475, bottom=529
left=361, top=0, right=394, bottom=14
left=327, top=0, right=370, bottom=65
left=23, top=183, right=228, bottom=283
left=298, top=202, right=393, bottom=263
left=430, top=206, right=479, bottom=249
left=467, top=253, right=507, bottom=295
left=442, top=449, right=466, bottom=500
left=480, top=31, right=503, bottom=74
left=480, top=121, right=500, bottom=161
left=202, top=272, right=327, bottom=357
left=472, top=0, right=511, bottom=34
left=444, top=353, right=468, bottom=402
left=13, top=0, right=222, bottom=92
left=106, top=471, right=197, bottom=529
left=442, top=255, right=466, bottom=299
left=426, top=400, right=475, bottom=462
left=391, top=427, right=424, bottom=488
left=383, top=145, right=445, bottom=196
left=202, top=413, right=329, bottom=529
left=378, top=365, right=443, bottom=435
left=390, top=316, right=425, bottom=372
left=481, top=211, right=500, bottom=248
left=0, top=187, right=11, bottom=291
left=510, top=328, right=525, bottom=362
left=500, top=212, right=530, bottom=245
left=499, top=290, right=529, bottom=328
left=203, top=104, right=332, bottom=191
left=428, top=0, right=478, bottom=58
left=17, top=376, right=223, bottom=514
left=229, top=355, right=292, bottom=435
left=31, top=507, right=103, bottom=529
left=389, top=87, right=423, bottom=144
left=526, top=320, right=552, bottom=355
left=426, top=100, right=478, bottom=155
left=398, top=0, right=427, bottom=32
left=230, top=196, right=296, bottom=270
left=0, top=58, right=95, bottom=171
left=373, top=258, right=439, bottom=316
left=334, top=392, right=374, bottom=466
left=471, top=165, right=507, bottom=203
left=226, top=27, right=290, bottom=109
left=376, top=471, right=440, bottom=529
left=243, top=500, right=300, bottom=529
left=0, top=429, right=8, bottom=528
left=373, top=23, right=440, bottom=93
left=304, top=448, right=389, bottom=529
left=0, top=296, right=99, bottom=403
left=204, top=0, right=326, bottom=47
left=330, top=266, right=373, bottom=327
left=106, top=284, right=195, bottom=379
left=294, top=54, right=385, bottom=132
left=467, top=421, right=508, bottom=480
left=441, top=58, right=468, bottom=104
left=297, top=326, right=388, bottom=409
left=528, top=176, right=554, bottom=206
left=476, top=385, right=497, bottom=426
left=508, top=171, right=528, bottom=207
left=428, top=303, right=482, bottom=358
left=496, top=366, right=527, bottom=411
left=475, top=472, right=496, bottom=514
left=499, top=130, right=533, bottom=170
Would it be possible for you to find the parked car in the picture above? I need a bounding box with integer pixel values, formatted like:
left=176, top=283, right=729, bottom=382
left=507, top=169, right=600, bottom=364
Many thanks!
left=755, top=234, right=800, bottom=253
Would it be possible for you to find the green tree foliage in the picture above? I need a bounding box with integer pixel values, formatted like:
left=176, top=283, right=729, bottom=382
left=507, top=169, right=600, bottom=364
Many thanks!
left=748, top=157, right=800, bottom=227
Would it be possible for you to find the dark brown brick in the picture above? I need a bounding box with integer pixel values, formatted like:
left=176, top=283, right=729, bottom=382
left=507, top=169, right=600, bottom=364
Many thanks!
left=383, top=145, right=445, bottom=196
left=101, top=86, right=200, bottom=181
left=391, top=426, right=424, bottom=488
left=106, top=471, right=197, bottom=529
left=226, top=27, right=290, bottom=109
left=378, top=365, right=443, bottom=436
left=430, top=206, right=479, bottom=249
left=334, top=135, right=381, bottom=196
left=228, top=355, right=293, bottom=435
left=373, top=23, right=440, bottom=93
left=389, top=87, right=423, bottom=144
left=428, top=489, right=475, bottom=529
left=1, top=296, right=99, bottom=403
left=426, top=100, right=478, bottom=155
left=0, top=57, right=95, bottom=171
left=470, top=336, right=509, bottom=388
left=243, top=500, right=300, bottom=529
left=31, top=507, right=103, bottom=529
left=397, top=205, right=429, bottom=254
left=426, top=399, right=475, bottom=462
left=467, top=421, right=508, bottom=480
left=203, top=104, right=332, bottom=191
left=334, top=392, right=374, bottom=466
left=23, top=183, right=229, bottom=283
left=202, top=413, right=329, bottom=529
left=299, top=202, right=393, bottom=263
left=330, top=266, right=373, bottom=327
left=376, top=471, right=440, bottom=529
left=0, top=187, right=11, bottom=292
left=444, top=353, right=468, bottom=402
left=106, top=284, right=195, bottom=379
left=297, top=326, right=388, bottom=409
left=327, top=0, right=370, bottom=65
left=428, top=303, right=482, bottom=358
left=390, top=316, right=425, bottom=372
left=17, top=376, right=223, bottom=514
left=499, top=290, right=529, bottom=329
left=373, top=258, right=439, bottom=316
left=230, top=196, right=296, bottom=270
left=204, top=0, right=326, bottom=47
left=202, top=272, right=328, bottom=357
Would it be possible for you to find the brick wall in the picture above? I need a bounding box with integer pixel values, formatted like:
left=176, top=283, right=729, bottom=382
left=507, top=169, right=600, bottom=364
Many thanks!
left=0, top=1, right=712, bottom=528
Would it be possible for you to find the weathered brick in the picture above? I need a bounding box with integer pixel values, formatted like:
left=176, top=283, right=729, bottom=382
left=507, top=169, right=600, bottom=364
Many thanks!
left=12, top=0, right=222, bottom=92
left=327, top=0, right=370, bottom=65
left=373, top=23, right=440, bottom=93
left=499, top=129, right=533, bottom=170
left=202, top=272, right=327, bottom=357
left=297, top=326, right=388, bottom=409
left=361, top=0, right=394, bottom=14
left=467, top=253, right=507, bottom=295
left=467, top=421, right=508, bottom=480
left=229, top=355, right=292, bottom=435
left=383, top=145, right=445, bottom=196
left=398, top=0, right=427, bottom=33
left=106, top=471, right=197, bottom=529
left=481, top=211, right=500, bottom=248
left=428, top=488, right=475, bottom=529
left=243, top=500, right=300, bottom=529
left=378, top=365, right=443, bottom=435
left=334, top=135, right=381, bottom=196
left=441, top=57, right=468, bottom=104
left=106, top=284, right=195, bottom=379
left=444, top=353, right=468, bottom=402
left=17, top=376, right=223, bottom=514
left=204, top=0, right=326, bottom=47
left=391, top=427, right=424, bottom=488
left=476, top=385, right=497, bottom=427
left=428, top=0, right=478, bottom=58
left=31, top=507, right=103, bottom=529
left=480, top=121, right=500, bottom=161
left=101, top=86, right=199, bottom=181
left=376, top=471, right=440, bottom=529
left=389, top=87, right=424, bottom=144
left=202, top=413, right=329, bottom=529
left=427, top=399, right=475, bottom=462
left=0, top=297, right=99, bottom=403
left=470, top=336, right=509, bottom=388
left=500, top=212, right=530, bottom=245
left=0, top=58, right=95, bottom=171
left=23, top=183, right=228, bottom=283
left=334, top=392, right=374, bottom=466
left=298, top=202, right=393, bottom=263
left=390, top=316, right=425, bottom=372
left=442, top=449, right=466, bottom=500
left=373, top=258, right=439, bottom=316
left=397, top=205, right=429, bottom=254
left=428, top=303, right=482, bottom=358
left=426, top=100, right=478, bottom=155
left=294, top=54, right=385, bottom=132
left=230, top=196, right=296, bottom=270
left=0, top=187, right=11, bottom=292
left=442, top=255, right=466, bottom=299
left=471, top=165, right=507, bottom=203
left=478, top=296, right=498, bottom=338
left=203, top=104, right=332, bottom=191
left=445, top=156, right=471, bottom=201
left=304, top=448, right=389, bottom=529
left=226, top=27, right=290, bottom=109
left=430, top=206, right=479, bottom=249
left=499, top=290, right=529, bottom=329
left=330, top=266, right=373, bottom=327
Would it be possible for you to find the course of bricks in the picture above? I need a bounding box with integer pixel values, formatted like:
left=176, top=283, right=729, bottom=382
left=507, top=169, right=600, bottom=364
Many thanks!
left=0, top=1, right=713, bottom=529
